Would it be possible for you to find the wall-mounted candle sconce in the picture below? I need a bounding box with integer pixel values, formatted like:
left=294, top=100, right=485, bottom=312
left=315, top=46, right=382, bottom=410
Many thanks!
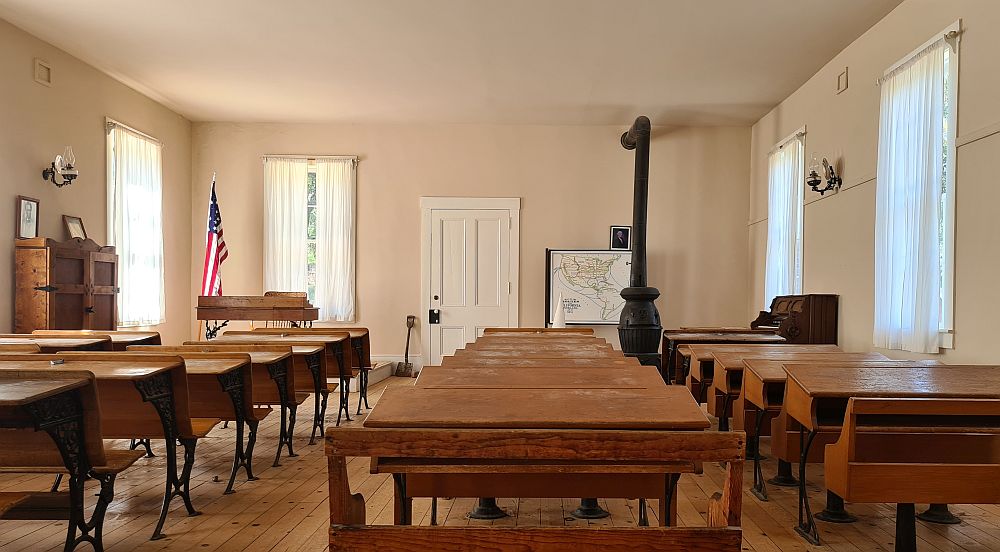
left=42, top=146, right=79, bottom=187
left=807, top=153, right=841, bottom=195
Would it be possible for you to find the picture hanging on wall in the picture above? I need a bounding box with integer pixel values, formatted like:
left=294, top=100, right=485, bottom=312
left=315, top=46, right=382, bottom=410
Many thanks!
left=609, top=225, right=631, bottom=250
left=16, top=196, right=39, bottom=239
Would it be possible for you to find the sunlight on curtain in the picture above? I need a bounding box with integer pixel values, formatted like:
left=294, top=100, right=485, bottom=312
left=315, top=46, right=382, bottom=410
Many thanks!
left=107, top=124, right=165, bottom=326
left=314, top=159, right=356, bottom=321
left=264, top=157, right=309, bottom=293
left=763, top=133, right=804, bottom=308
left=873, top=40, right=946, bottom=353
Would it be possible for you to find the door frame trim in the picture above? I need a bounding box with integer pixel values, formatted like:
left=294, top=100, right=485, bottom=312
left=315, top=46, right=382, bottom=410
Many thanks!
left=420, top=197, right=521, bottom=367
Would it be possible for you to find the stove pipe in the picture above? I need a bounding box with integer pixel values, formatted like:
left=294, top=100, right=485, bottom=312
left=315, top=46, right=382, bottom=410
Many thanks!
left=617, top=116, right=662, bottom=368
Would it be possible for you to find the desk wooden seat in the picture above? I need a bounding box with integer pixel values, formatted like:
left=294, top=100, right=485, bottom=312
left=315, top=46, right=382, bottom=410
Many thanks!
left=327, top=427, right=743, bottom=551
left=449, top=348, right=624, bottom=360
left=0, top=343, right=41, bottom=353
left=32, top=330, right=161, bottom=350
left=0, top=335, right=113, bottom=353
left=0, top=370, right=144, bottom=551
left=416, top=365, right=664, bottom=389
left=441, top=356, right=639, bottom=367
left=825, top=397, right=1000, bottom=552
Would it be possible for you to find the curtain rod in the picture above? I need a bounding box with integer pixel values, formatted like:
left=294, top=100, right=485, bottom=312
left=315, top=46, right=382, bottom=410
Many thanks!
left=770, top=126, right=806, bottom=154
left=878, top=20, right=961, bottom=85
left=106, top=117, right=162, bottom=145
left=262, top=154, right=358, bottom=162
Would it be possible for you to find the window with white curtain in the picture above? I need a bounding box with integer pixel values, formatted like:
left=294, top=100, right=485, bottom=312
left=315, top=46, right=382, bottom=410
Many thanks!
left=106, top=120, right=165, bottom=326
left=763, top=129, right=805, bottom=308
left=873, top=23, right=959, bottom=353
left=264, top=156, right=356, bottom=321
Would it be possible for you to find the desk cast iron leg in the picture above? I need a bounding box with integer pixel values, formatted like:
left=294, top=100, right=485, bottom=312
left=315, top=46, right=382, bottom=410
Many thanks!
left=334, top=344, right=352, bottom=425
left=217, top=369, right=250, bottom=494
left=917, top=504, right=960, bottom=524
left=896, top=503, right=917, bottom=552
left=26, top=390, right=115, bottom=552
left=304, top=352, right=324, bottom=445
left=268, top=359, right=297, bottom=467
left=663, top=342, right=675, bottom=383
left=794, top=428, right=821, bottom=545
left=571, top=498, right=610, bottom=519
left=245, top=420, right=259, bottom=480
left=637, top=498, right=649, bottom=526
left=469, top=497, right=508, bottom=519
left=751, top=406, right=769, bottom=501
left=430, top=497, right=438, bottom=526
left=392, top=474, right=412, bottom=525
left=134, top=372, right=201, bottom=541
left=352, top=339, right=368, bottom=415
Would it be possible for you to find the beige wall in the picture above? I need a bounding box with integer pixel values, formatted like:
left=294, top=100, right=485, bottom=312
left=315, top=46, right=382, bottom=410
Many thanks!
left=191, top=123, right=751, bottom=357
left=748, top=0, right=1000, bottom=361
left=0, top=19, right=192, bottom=344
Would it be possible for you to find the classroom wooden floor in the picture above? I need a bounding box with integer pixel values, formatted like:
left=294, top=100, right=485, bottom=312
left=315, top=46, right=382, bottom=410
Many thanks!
left=1, top=376, right=998, bottom=552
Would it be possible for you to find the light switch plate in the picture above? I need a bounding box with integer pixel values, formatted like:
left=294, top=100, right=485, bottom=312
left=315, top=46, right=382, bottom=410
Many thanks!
left=836, top=67, right=849, bottom=94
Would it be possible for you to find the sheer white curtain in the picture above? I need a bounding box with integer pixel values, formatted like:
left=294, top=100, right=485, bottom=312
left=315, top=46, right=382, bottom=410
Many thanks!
left=763, top=133, right=804, bottom=308
left=873, top=40, right=946, bottom=353
left=107, top=123, right=165, bottom=327
left=314, top=159, right=356, bottom=321
left=263, top=158, right=309, bottom=293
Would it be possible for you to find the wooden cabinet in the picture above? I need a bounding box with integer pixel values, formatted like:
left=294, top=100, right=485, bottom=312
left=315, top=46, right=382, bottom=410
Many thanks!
left=14, top=238, right=118, bottom=333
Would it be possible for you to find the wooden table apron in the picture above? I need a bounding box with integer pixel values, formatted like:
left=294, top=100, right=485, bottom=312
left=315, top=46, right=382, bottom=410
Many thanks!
left=781, top=364, right=1000, bottom=545
left=364, top=384, right=710, bottom=525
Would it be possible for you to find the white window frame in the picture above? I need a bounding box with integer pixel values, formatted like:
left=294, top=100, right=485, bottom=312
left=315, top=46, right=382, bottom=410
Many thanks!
left=882, top=21, right=960, bottom=348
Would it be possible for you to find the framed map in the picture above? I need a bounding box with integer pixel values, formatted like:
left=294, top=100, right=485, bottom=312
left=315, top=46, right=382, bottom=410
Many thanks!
left=545, top=249, right=631, bottom=325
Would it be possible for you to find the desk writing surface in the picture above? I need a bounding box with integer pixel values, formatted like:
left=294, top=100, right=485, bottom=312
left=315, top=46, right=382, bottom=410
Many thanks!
left=415, top=366, right=663, bottom=389
left=713, top=351, right=885, bottom=373
left=0, top=378, right=89, bottom=406
left=441, top=357, right=637, bottom=367
left=687, top=344, right=840, bottom=362
left=0, top=359, right=179, bottom=379
left=784, top=364, right=1000, bottom=431
left=450, top=349, right=623, bottom=359
left=0, top=337, right=109, bottom=349
left=33, top=330, right=159, bottom=343
left=217, top=333, right=348, bottom=345
left=663, top=333, right=785, bottom=343
left=467, top=342, right=611, bottom=351
left=364, top=386, right=709, bottom=430
left=180, top=358, right=248, bottom=375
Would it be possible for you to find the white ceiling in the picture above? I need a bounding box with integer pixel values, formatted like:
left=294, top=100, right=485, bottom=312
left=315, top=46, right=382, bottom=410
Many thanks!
left=0, top=0, right=903, bottom=125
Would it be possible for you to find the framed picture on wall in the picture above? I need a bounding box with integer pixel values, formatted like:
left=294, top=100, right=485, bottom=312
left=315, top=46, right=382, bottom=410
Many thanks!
left=63, top=215, right=87, bottom=240
left=609, top=225, right=631, bottom=250
left=16, top=196, right=39, bottom=239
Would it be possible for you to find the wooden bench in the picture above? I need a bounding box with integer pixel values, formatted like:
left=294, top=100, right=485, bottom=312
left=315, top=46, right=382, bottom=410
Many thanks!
left=0, top=370, right=144, bottom=551
left=825, top=397, right=1000, bottom=552
left=327, top=427, right=744, bottom=551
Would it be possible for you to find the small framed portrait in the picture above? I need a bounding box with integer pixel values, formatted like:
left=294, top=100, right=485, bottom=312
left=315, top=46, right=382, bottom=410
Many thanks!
left=16, top=196, right=40, bottom=239
left=609, top=225, right=631, bottom=251
left=63, top=215, right=87, bottom=240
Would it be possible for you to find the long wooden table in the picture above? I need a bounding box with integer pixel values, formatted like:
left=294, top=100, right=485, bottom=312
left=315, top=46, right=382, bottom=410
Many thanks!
left=32, top=330, right=161, bottom=350
left=0, top=335, right=112, bottom=353
left=783, top=363, right=1000, bottom=545
left=197, top=295, right=319, bottom=339
left=416, top=365, right=663, bottom=389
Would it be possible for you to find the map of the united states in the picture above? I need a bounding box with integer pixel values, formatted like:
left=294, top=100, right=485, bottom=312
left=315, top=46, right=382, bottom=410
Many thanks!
left=550, top=252, right=630, bottom=324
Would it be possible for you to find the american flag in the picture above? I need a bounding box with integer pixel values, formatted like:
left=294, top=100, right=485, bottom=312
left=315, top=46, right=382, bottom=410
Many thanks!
left=201, top=174, right=228, bottom=296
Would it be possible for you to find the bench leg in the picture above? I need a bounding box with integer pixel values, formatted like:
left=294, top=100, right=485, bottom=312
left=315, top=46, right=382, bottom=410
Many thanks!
left=430, top=497, right=438, bottom=526
left=917, top=503, right=960, bottom=524
left=50, top=474, right=62, bottom=492
left=638, top=498, right=649, bottom=526
left=268, top=359, right=298, bottom=466
left=339, top=375, right=352, bottom=425
left=769, top=460, right=799, bottom=487
left=274, top=405, right=289, bottom=467
left=217, top=369, right=251, bottom=494
left=751, top=406, right=769, bottom=501
left=657, top=474, right=679, bottom=527
left=392, top=474, right=412, bottom=525
left=815, top=490, right=857, bottom=523
left=571, top=498, right=609, bottom=519
left=469, top=498, right=508, bottom=519
left=718, top=393, right=733, bottom=432
left=896, top=503, right=917, bottom=552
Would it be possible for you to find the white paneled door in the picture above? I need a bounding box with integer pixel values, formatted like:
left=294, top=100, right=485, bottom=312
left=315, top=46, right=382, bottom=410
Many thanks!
left=429, top=209, right=512, bottom=364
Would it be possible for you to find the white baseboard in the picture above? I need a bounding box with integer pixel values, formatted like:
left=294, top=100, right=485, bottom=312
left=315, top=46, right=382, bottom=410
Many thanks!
left=348, top=354, right=423, bottom=391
